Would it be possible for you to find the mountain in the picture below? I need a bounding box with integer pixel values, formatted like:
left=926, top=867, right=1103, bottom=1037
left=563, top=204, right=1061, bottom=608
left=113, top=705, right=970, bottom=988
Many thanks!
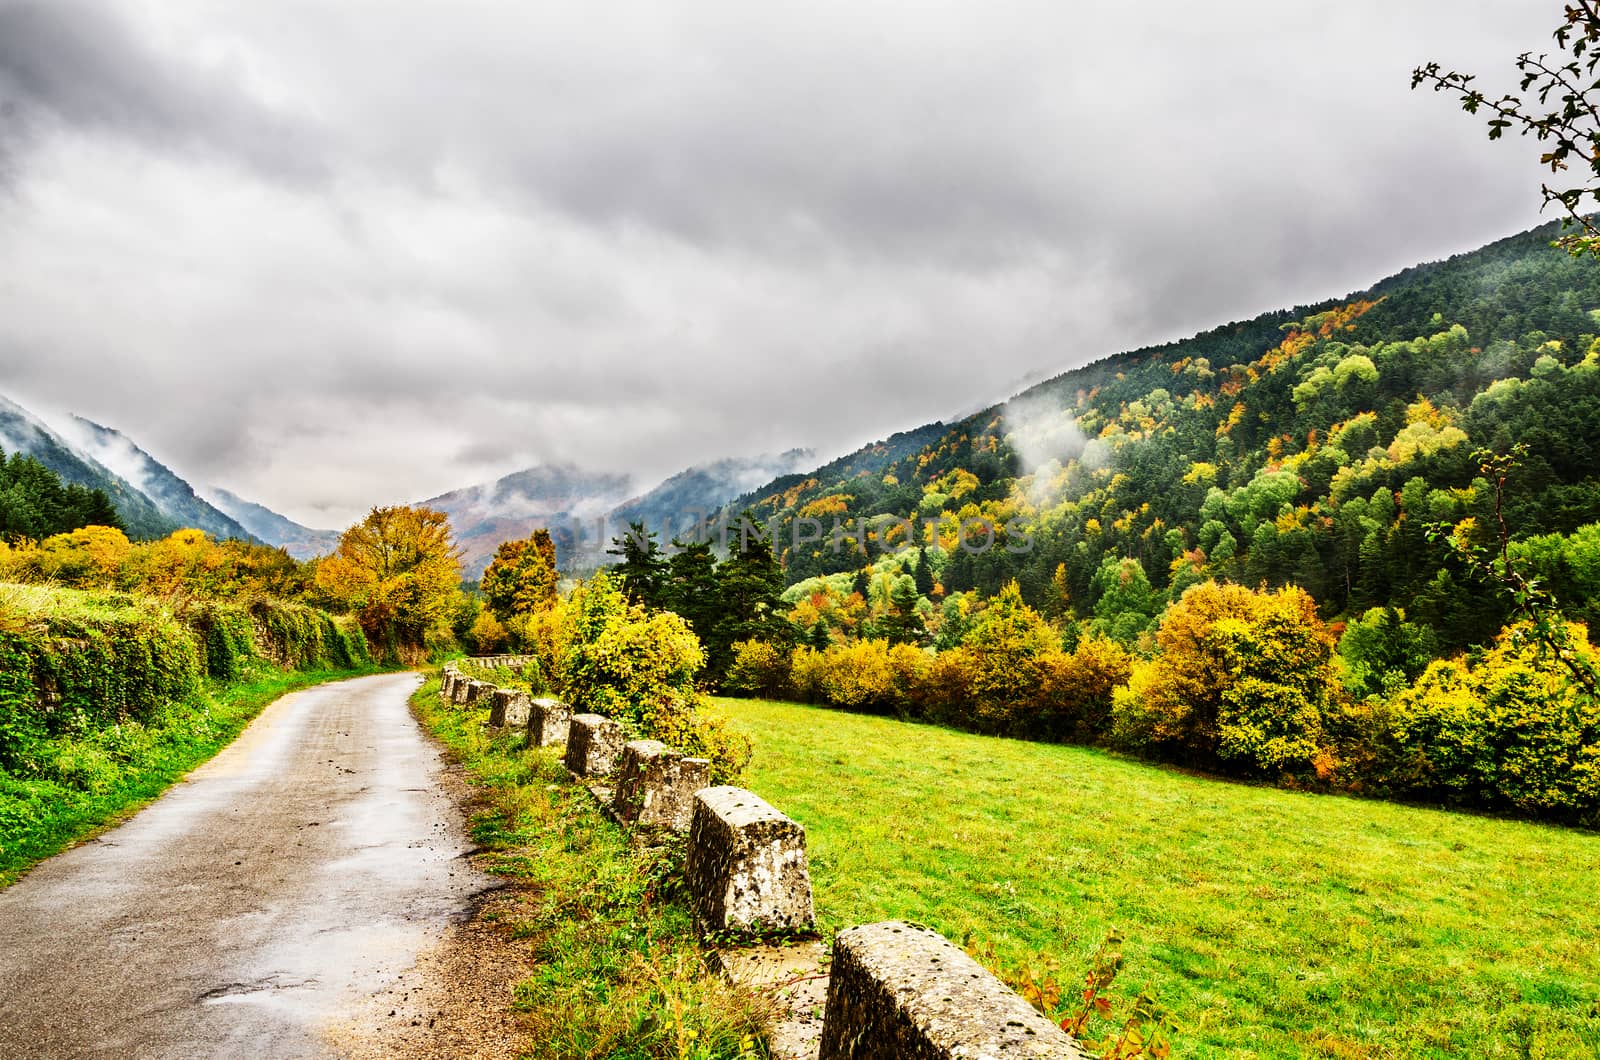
left=204, top=487, right=341, bottom=560
left=45, top=416, right=255, bottom=543
left=720, top=220, right=1600, bottom=654
left=433, top=451, right=824, bottom=577
left=0, top=392, right=297, bottom=545
left=0, top=394, right=176, bottom=538
left=423, top=463, right=639, bottom=577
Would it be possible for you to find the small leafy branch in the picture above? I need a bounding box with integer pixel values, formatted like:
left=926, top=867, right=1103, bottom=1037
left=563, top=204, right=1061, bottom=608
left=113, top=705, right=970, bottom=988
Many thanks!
left=1413, top=3, right=1600, bottom=256
left=970, top=929, right=1177, bottom=1059
left=1427, top=444, right=1600, bottom=699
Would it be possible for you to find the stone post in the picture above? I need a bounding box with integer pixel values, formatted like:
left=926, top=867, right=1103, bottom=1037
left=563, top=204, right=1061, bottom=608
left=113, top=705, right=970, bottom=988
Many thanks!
left=527, top=697, right=572, bottom=749
left=563, top=714, right=625, bottom=778
left=489, top=688, right=532, bottom=729
left=818, top=922, right=1090, bottom=1059
left=683, top=787, right=814, bottom=935
left=611, top=740, right=712, bottom=831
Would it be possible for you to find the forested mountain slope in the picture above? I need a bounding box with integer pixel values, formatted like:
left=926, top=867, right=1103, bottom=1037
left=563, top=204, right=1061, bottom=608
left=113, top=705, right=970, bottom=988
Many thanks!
left=731, top=221, right=1600, bottom=651
left=0, top=395, right=174, bottom=538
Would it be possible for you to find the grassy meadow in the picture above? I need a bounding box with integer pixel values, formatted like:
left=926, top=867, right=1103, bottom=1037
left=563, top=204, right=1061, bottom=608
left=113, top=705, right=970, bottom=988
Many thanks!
left=715, top=696, right=1600, bottom=1059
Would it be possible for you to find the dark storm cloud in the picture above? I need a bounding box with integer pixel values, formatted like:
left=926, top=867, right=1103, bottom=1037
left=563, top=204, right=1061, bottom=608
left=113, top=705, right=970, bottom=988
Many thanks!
left=0, top=0, right=1563, bottom=524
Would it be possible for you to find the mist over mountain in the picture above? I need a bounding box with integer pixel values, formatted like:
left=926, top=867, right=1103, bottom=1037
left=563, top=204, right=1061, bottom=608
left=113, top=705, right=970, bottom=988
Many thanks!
left=47, top=416, right=254, bottom=543
left=431, top=451, right=826, bottom=577
left=423, top=463, right=638, bottom=577
left=0, top=391, right=344, bottom=551
left=0, top=394, right=177, bottom=538
left=204, top=487, right=340, bottom=560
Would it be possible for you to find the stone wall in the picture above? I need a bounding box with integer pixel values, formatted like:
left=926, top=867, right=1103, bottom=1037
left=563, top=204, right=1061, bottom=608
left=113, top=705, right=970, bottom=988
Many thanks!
left=439, top=663, right=1090, bottom=1060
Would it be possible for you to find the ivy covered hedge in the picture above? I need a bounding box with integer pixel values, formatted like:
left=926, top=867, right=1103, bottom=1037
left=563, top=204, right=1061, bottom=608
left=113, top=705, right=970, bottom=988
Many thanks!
left=0, top=585, right=369, bottom=776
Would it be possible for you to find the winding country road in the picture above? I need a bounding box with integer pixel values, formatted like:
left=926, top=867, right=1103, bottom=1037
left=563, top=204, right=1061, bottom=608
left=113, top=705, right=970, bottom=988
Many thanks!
left=0, top=672, right=492, bottom=1059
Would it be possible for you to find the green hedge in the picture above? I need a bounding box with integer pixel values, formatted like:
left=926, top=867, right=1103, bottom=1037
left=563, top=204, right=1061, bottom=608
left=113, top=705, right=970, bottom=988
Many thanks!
left=0, top=586, right=368, bottom=776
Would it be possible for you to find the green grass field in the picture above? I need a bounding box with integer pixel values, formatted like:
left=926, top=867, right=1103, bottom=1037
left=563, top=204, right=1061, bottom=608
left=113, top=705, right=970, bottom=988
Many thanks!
left=714, top=697, right=1600, bottom=1059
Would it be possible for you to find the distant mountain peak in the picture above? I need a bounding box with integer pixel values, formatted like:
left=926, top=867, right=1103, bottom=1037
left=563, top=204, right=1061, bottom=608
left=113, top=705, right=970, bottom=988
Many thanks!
left=203, top=486, right=342, bottom=560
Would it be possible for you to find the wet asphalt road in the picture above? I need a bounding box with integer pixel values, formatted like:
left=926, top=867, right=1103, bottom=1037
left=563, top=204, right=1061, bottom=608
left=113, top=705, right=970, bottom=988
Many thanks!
left=0, top=672, right=486, bottom=1059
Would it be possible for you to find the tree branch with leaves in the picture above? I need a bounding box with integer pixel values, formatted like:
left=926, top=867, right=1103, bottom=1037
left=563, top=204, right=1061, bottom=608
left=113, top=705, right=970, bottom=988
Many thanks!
left=1413, top=3, right=1600, bottom=255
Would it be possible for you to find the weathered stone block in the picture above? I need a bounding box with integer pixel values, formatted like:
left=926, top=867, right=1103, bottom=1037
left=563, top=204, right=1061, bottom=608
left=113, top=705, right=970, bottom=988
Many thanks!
left=527, top=697, right=572, bottom=749
left=489, top=688, right=532, bottom=729
left=465, top=679, right=495, bottom=705
left=440, top=672, right=458, bottom=700
left=563, top=714, right=625, bottom=777
left=451, top=676, right=471, bottom=705
left=611, top=740, right=712, bottom=831
left=684, top=787, right=814, bottom=935
left=818, top=922, right=1090, bottom=1060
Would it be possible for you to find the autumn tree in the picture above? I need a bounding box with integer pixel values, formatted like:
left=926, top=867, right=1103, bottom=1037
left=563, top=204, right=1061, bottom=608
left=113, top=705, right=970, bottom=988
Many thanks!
left=317, top=505, right=461, bottom=661
left=961, top=580, right=1058, bottom=733
left=1112, top=581, right=1339, bottom=776
left=480, top=528, right=558, bottom=620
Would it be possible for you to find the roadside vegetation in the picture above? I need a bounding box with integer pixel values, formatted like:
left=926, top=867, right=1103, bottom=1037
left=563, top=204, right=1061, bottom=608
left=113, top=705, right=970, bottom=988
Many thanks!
left=411, top=673, right=771, bottom=1060
left=0, top=581, right=378, bottom=885
left=718, top=695, right=1600, bottom=1059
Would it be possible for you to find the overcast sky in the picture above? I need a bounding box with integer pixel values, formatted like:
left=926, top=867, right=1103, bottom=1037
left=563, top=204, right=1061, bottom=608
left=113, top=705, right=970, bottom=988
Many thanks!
left=0, top=0, right=1562, bottom=527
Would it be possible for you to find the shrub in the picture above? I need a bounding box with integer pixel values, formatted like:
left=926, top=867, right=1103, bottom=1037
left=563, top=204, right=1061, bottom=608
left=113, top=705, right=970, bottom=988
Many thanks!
left=911, top=646, right=977, bottom=726
left=0, top=592, right=203, bottom=773
left=724, top=639, right=793, bottom=699
left=1033, top=634, right=1133, bottom=743
left=813, top=639, right=900, bottom=712
left=555, top=572, right=749, bottom=782
left=788, top=645, right=827, bottom=704
left=187, top=603, right=255, bottom=681
left=467, top=610, right=509, bottom=655
left=1374, top=622, right=1600, bottom=822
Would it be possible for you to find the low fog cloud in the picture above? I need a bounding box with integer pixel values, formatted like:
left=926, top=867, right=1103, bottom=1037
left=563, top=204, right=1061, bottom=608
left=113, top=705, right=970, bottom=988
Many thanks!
left=0, top=0, right=1554, bottom=525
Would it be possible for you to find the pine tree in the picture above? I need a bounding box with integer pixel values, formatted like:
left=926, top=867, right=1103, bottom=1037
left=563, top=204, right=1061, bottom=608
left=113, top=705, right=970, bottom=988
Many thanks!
left=664, top=538, right=720, bottom=644
left=879, top=574, right=927, bottom=646
left=607, top=520, right=668, bottom=609
left=708, top=513, right=791, bottom=680
left=914, top=546, right=935, bottom=596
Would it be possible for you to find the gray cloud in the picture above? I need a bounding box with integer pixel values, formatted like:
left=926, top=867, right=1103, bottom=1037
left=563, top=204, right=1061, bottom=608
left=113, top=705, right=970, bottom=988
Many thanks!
left=0, top=0, right=1563, bottom=526
left=0, top=0, right=323, bottom=181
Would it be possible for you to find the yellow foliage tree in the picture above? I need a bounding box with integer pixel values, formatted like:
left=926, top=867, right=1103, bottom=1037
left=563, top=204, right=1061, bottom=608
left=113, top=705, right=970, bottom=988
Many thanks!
left=479, top=529, right=558, bottom=619
left=317, top=505, right=461, bottom=662
left=1112, top=581, right=1338, bottom=775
